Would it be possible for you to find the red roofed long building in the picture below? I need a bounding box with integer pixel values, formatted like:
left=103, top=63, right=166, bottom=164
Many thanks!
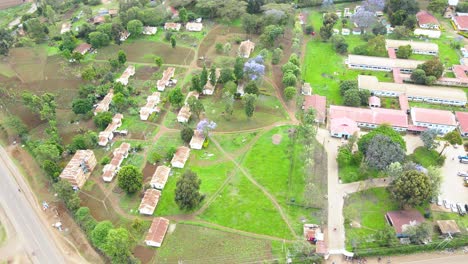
left=329, top=105, right=408, bottom=132
left=303, top=95, right=326, bottom=123
left=453, top=15, right=468, bottom=32
left=145, top=217, right=170, bottom=247
left=94, top=89, right=114, bottom=115
left=98, top=114, right=123, bottom=146
left=410, top=108, right=457, bottom=135
left=455, top=111, right=468, bottom=137
left=416, top=11, right=439, bottom=29
left=157, top=67, right=176, bottom=91
left=102, top=143, right=131, bottom=182
left=139, top=189, right=161, bottom=215
left=59, top=150, right=97, bottom=189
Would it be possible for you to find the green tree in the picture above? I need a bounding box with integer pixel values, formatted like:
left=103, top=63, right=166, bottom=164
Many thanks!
left=390, top=170, right=432, bottom=207
left=191, top=75, right=202, bottom=93
left=439, top=130, right=462, bottom=156
left=103, top=228, right=133, bottom=263
left=127, top=19, right=143, bottom=37
left=410, top=69, right=427, bottom=84
left=420, top=129, right=438, bottom=149
left=200, top=65, right=208, bottom=87
left=396, top=45, right=412, bottom=59
left=359, top=89, right=371, bottom=106
left=365, top=135, right=405, bottom=170
left=117, top=50, right=127, bottom=65
left=343, top=89, right=361, bottom=107
left=375, top=226, right=398, bottom=247
left=154, top=56, right=163, bottom=67
left=91, top=221, right=114, bottom=250
left=0, top=29, right=14, bottom=55
left=88, top=32, right=110, bottom=48
left=260, top=25, right=284, bottom=47
left=24, top=18, right=48, bottom=42
left=218, top=68, right=233, bottom=84
left=93, top=112, right=113, bottom=130
left=284, top=86, right=297, bottom=101
left=319, top=25, right=333, bottom=41
left=112, top=92, right=126, bottom=111
left=60, top=32, right=77, bottom=52
left=81, top=66, right=97, bottom=81
left=427, top=166, right=443, bottom=199
left=53, top=180, right=81, bottom=212
left=223, top=92, right=234, bottom=118
left=418, top=57, right=444, bottom=79
left=209, top=65, right=217, bottom=86
left=75, top=207, right=97, bottom=234
left=330, top=35, right=348, bottom=54
left=339, top=80, right=358, bottom=95
left=187, top=96, right=205, bottom=119
left=243, top=93, right=257, bottom=118
left=72, top=98, right=93, bottom=115
left=168, top=87, right=184, bottom=108
left=244, top=81, right=259, bottom=95
left=406, top=222, right=433, bottom=244
left=42, top=160, right=61, bottom=181
left=234, top=57, right=244, bottom=81
left=117, top=165, right=143, bottom=193
left=180, top=126, right=194, bottom=143
left=367, top=35, right=386, bottom=56
left=281, top=62, right=300, bottom=77
left=179, top=7, right=188, bottom=23
left=34, top=143, right=61, bottom=162
left=282, top=72, right=297, bottom=87
left=358, top=124, right=406, bottom=155
left=4, top=116, right=28, bottom=137
left=175, top=170, right=203, bottom=210
left=224, top=81, right=237, bottom=95
left=171, top=35, right=176, bottom=48
left=272, top=48, right=283, bottom=65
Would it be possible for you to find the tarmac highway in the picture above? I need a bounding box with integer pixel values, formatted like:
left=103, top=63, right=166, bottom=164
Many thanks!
left=0, top=146, right=65, bottom=264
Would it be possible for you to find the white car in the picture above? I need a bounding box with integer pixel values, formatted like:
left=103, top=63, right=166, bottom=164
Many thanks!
left=457, top=172, right=468, bottom=177
left=437, top=196, right=442, bottom=206
left=451, top=203, right=458, bottom=212
left=443, top=200, right=450, bottom=209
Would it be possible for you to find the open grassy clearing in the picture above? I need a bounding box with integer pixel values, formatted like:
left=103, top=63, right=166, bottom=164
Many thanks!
left=95, top=40, right=195, bottom=65
left=200, top=172, right=294, bottom=239
left=154, top=223, right=282, bottom=264
left=211, top=131, right=260, bottom=153
left=154, top=161, right=234, bottom=217
left=344, top=188, right=400, bottom=250
left=408, top=147, right=444, bottom=168
left=242, top=126, right=326, bottom=233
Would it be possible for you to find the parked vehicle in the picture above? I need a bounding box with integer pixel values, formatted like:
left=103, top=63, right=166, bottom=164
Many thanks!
left=437, top=196, right=442, bottom=206
left=464, top=179, right=468, bottom=187
left=457, top=172, right=468, bottom=177
left=457, top=203, right=466, bottom=216
left=443, top=199, right=450, bottom=209
left=460, top=159, right=468, bottom=164
left=458, top=155, right=468, bottom=160
left=465, top=204, right=468, bottom=212
left=451, top=203, right=458, bottom=212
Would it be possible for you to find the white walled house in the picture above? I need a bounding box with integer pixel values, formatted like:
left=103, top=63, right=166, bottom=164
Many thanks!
left=150, top=165, right=171, bottom=190
left=145, top=217, right=170, bottom=247
left=410, top=108, right=457, bottom=135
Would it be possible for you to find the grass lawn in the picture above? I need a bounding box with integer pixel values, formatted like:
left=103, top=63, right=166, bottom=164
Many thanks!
left=432, top=211, right=468, bottom=234
left=211, top=131, right=259, bottom=153
left=119, top=115, right=158, bottom=141
left=155, top=161, right=234, bottom=216
left=200, top=172, right=294, bottom=239
left=202, top=95, right=288, bottom=132
left=0, top=2, right=31, bottom=28
left=154, top=223, right=282, bottom=263
left=344, top=187, right=400, bottom=250
left=339, top=163, right=362, bottom=183
left=409, top=147, right=444, bottom=168
left=241, top=126, right=325, bottom=234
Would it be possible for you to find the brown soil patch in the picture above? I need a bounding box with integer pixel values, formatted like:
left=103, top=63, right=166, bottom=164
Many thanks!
left=142, top=163, right=157, bottom=183
left=272, top=134, right=282, bottom=145
left=133, top=245, right=155, bottom=264
left=135, top=66, right=159, bottom=81
left=0, top=0, right=23, bottom=9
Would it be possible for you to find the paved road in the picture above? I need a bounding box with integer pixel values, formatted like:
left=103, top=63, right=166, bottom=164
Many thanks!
left=0, top=146, right=65, bottom=264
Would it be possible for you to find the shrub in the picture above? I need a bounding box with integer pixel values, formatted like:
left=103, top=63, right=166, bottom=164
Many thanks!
left=100, top=156, right=110, bottom=165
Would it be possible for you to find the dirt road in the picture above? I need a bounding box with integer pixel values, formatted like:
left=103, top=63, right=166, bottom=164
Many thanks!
left=0, top=146, right=65, bottom=263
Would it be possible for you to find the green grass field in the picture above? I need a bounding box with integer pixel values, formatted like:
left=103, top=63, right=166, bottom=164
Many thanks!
left=409, top=147, right=444, bottom=168
left=211, top=131, right=259, bottom=153
left=344, top=188, right=400, bottom=250
left=154, top=223, right=283, bottom=263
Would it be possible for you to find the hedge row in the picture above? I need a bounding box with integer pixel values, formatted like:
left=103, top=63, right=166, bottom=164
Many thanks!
left=354, top=236, right=468, bottom=257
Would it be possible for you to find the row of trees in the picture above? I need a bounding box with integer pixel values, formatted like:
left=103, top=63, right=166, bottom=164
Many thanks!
left=281, top=53, right=300, bottom=100
left=339, top=80, right=370, bottom=107
left=410, top=57, right=444, bottom=85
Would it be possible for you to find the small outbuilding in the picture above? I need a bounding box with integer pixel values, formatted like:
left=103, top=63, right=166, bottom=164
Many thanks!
left=138, top=189, right=161, bottom=215
left=171, top=146, right=190, bottom=168
left=150, top=165, right=171, bottom=190
left=189, top=130, right=205, bottom=150
left=436, top=220, right=461, bottom=236
left=145, top=217, right=170, bottom=247
left=386, top=210, right=425, bottom=237
left=368, top=96, right=381, bottom=108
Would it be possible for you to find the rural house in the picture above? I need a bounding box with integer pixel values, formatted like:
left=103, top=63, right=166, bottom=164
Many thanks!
left=73, top=43, right=92, bottom=55
left=145, top=217, right=170, bottom=247
left=139, top=189, right=161, bottom=215
left=171, top=146, right=190, bottom=168
left=177, top=105, right=191, bottom=123
left=329, top=105, right=408, bottom=132
left=189, top=130, right=205, bottom=150
left=416, top=11, right=439, bottom=29
left=185, top=91, right=199, bottom=104
left=59, top=150, right=97, bottom=189
left=102, top=143, right=131, bottom=182
left=150, top=165, right=171, bottom=190
left=164, top=22, right=181, bottom=31
left=301, top=83, right=312, bottom=95
left=60, top=23, right=71, bottom=34
left=330, top=117, right=360, bottom=139
left=452, top=14, right=468, bottom=32
left=157, top=67, right=176, bottom=91
left=98, top=114, right=123, bottom=146
left=93, top=16, right=105, bottom=25
left=116, top=65, right=136, bottom=86
left=239, top=40, right=255, bottom=58
left=302, top=95, right=326, bottom=123
left=203, top=68, right=220, bottom=95
left=436, top=220, right=461, bottom=236
left=185, top=22, right=203, bottom=32
left=410, top=108, right=457, bottom=135
left=119, top=30, right=131, bottom=42
left=140, top=92, right=161, bottom=120
left=386, top=210, right=425, bottom=237
left=455, top=111, right=468, bottom=137
left=142, top=26, right=157, bottom=35
left=94, top=89, right=114, bottom=115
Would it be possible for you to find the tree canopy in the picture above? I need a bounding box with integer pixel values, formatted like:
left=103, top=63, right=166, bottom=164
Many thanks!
left=175, top=170, right=203, bottom=210
left=365, top=134, right=405, bottom=170
left=117, top=165, right=143, bottom=193
left=390, top=170, right=432, bottom=207
left=358, top=124, right=406, bottom=155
